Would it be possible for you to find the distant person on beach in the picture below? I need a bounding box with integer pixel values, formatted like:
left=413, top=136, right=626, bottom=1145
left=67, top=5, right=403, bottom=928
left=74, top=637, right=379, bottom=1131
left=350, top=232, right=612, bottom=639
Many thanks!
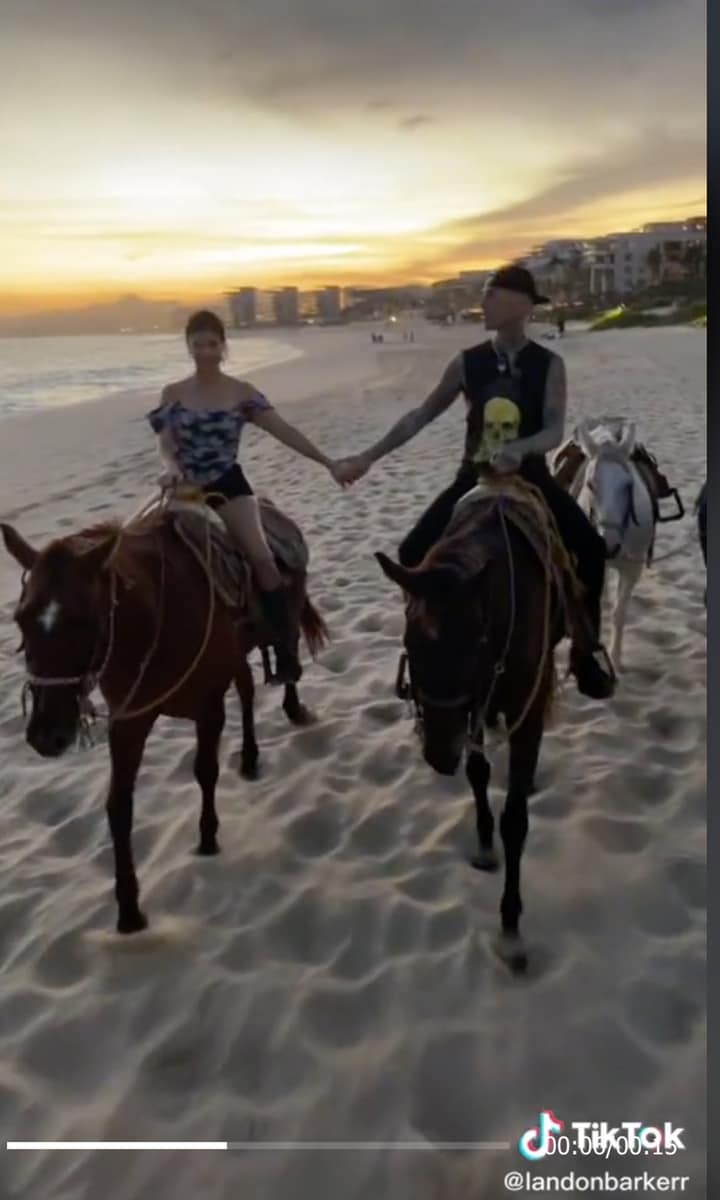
left=557, top=315, right=565, bottom=336
left=147, top=309, right=344, bottom=683
left=334, top=266, right=615, bottom=700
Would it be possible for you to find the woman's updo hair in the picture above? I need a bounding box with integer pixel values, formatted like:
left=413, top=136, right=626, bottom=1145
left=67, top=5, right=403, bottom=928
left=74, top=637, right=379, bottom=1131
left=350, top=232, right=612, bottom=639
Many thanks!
left=185, top=309, right=227, bottom=343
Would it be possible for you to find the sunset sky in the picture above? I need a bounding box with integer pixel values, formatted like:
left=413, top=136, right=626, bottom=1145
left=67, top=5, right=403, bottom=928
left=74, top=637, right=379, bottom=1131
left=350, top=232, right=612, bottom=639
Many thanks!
left=0, top=0, right=705, bottom=313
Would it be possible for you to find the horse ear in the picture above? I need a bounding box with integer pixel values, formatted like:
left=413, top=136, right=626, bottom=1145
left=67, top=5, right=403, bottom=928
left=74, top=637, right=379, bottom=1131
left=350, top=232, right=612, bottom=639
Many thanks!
left=618, top=420, right=636, bottom=456
left=0, top=523, right=38, bottom=571
left=576, top=420, right=598, bottom=458
left=375, top=552, right=466, bottom=601
left=375, top=552, right=414, bottom=591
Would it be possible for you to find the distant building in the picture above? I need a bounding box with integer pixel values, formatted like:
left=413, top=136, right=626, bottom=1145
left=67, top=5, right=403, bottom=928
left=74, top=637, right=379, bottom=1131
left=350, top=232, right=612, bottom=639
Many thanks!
left=316, top=286, right=343, bottom=323
left=273, top=287, right=300, bottom=326
left=585, top=225, right=706, bottom=296
left=584, top=238, right=616, bottom=298
left=226, top=287, right=258, bottom=328
left=298, top=290, right=319, bottom=322
left=458, top=269, right=493, bottom=286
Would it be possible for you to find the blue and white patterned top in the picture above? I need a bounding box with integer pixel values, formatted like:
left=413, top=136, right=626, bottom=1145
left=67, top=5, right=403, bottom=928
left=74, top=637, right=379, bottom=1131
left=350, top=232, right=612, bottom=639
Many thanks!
left=147, top=392, right=272, bottom=485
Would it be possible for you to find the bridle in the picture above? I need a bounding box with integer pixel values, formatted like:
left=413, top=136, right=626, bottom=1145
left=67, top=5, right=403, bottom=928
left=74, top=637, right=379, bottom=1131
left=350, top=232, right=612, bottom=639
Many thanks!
left=17, top=512, right=219, bottom=742
left=584, top=458, right=639, bottom=559
left=19, top=570, right=119, bottom=745
left=394, top=502, right=525, bottom=752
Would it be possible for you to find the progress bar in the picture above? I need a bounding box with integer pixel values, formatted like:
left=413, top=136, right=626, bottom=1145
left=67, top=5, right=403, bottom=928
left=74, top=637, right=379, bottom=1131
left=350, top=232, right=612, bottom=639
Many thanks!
left=7, top=1141, right=512, bottom=1152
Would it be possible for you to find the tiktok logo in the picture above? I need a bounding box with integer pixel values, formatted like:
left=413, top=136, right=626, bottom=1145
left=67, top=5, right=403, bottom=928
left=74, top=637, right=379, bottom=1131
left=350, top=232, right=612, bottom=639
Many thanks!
left=518, top=1111, right=564, bottom=1161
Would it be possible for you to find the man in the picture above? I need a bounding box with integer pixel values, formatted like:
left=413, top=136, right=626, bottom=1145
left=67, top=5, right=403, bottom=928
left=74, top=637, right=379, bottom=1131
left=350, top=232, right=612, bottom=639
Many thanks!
left=337, top=265, right=614, bottom=700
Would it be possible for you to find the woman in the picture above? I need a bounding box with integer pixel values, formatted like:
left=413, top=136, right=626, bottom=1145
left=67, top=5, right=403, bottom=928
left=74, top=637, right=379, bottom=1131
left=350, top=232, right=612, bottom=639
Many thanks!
left=148, top=309, right=341, bottom=684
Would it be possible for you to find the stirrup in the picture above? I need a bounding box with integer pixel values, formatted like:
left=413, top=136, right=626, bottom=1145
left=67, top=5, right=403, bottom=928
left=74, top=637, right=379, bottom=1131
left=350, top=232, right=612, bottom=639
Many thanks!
left=261, top=645, right=301, bottom=686
left=591, top=643, right=616, bottom=684
left=261, top=646, right=277, bottom=685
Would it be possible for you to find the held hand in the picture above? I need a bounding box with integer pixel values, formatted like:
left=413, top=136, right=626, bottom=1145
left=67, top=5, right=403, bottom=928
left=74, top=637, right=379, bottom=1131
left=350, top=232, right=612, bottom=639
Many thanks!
left=331, top=455, right=371, bottom=487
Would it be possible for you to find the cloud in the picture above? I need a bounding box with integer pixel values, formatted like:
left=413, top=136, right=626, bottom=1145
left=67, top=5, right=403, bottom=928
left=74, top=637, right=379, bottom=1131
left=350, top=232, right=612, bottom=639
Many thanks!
left=399, top=114, right=434, bottom=131
left=400, top=126, right=706, bottom=273
left=0, top=0, right=704, bottom=126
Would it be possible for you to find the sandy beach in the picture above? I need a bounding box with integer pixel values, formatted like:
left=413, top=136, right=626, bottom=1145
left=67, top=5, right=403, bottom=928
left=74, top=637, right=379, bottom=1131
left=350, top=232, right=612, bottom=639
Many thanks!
left=0, top=323, right=706, bottom=1199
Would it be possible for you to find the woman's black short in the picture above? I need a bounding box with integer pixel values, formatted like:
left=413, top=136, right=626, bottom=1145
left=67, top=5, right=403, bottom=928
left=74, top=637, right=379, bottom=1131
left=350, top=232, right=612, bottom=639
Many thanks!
left=203, top=463, right=254, bottom=509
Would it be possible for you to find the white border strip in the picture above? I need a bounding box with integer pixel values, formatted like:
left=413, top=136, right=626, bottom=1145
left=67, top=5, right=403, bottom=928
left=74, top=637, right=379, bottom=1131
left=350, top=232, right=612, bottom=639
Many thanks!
left=7, top=1140, right=511, bottom=1152
left=7, top=1143, right=228, bottom=1151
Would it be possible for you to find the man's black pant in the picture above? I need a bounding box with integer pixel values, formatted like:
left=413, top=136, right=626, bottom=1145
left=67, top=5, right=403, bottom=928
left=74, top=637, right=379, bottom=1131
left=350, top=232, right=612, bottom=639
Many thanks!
left=398, top=461, right=606, bottom=640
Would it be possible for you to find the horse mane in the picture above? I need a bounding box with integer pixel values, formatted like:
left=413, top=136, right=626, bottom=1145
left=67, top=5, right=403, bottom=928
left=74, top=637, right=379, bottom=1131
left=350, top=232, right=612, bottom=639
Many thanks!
left=422, top=504, right=501, bottom=579
left=61, top=511, right=168, bottom=606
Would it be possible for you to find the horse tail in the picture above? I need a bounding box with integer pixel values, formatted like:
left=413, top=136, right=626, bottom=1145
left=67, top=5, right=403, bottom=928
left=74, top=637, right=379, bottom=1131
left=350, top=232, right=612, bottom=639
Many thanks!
left=300, top=594, right=329, bottom=657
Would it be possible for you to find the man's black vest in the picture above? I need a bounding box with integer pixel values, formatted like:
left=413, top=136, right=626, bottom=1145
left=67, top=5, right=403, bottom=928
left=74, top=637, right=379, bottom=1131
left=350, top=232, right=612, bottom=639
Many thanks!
left=460, top=338, right=554, bottom=476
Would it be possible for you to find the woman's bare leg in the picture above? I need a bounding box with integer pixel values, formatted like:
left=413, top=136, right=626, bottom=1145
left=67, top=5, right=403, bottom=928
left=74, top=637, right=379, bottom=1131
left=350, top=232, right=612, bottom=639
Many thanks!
left=217, top=496, right=282, bottom=589
left=216, top=496, right=300, bottom=683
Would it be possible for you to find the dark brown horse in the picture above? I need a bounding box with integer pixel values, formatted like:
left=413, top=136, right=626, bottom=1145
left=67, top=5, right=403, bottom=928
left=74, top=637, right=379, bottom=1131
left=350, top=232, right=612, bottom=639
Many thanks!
left=376, top=494, right=565, bottom=972
left=1, top=513, right=327, bottom=934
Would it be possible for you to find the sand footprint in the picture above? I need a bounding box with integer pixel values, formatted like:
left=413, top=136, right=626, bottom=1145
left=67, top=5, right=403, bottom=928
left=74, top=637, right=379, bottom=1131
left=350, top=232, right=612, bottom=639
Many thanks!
left=381, top=898, right=424, bottom=956
left=625, top=979, right=702, bottom=1047
left=582, top=815, right=651, bottom=854
left=410, top=1032, right=491, bottom=1144
left=425, top=903, right=470, bottom=952
left=301, top=968, right=392, bottom=1049
left=350, top=806, right=401, bottom=857
left=33, top=929, right=89, bottom=989
left=361, top=699, right=405, bottom=725
left=665, top=856, right=706, bottom=910
left=286, top=807, right=343, bottom=858
left=264, top=886, right=345, bottom=965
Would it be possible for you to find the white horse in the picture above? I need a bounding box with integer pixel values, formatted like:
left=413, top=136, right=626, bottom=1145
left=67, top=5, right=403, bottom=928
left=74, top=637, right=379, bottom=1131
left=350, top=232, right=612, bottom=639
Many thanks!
left=568, top=418, right=656, bottom=671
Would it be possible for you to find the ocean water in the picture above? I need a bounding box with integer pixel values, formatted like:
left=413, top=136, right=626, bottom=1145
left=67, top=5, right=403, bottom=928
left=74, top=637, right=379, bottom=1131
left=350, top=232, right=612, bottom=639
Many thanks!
left=0, top=333, right=303, bottom=422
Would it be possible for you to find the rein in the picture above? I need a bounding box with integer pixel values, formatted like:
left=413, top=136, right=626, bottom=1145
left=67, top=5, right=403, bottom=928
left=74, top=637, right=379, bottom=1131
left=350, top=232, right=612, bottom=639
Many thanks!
left=398, top=486, right=555, bottom=749
left=19, top=500, right=219, bottom=743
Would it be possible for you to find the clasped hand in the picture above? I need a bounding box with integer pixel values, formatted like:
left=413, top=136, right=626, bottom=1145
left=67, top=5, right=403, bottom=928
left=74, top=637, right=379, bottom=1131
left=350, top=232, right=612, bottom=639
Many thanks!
left=329, top=454, right=371, bottom=487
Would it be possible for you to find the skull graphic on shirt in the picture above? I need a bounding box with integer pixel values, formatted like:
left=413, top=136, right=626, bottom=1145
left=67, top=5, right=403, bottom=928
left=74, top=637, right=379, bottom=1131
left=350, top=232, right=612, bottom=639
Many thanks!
left=474, top=396, right=522, bottom=463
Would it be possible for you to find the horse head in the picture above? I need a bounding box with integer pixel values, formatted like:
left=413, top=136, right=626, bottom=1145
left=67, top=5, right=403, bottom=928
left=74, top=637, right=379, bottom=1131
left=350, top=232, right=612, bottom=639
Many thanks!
left=1, top=523, right=117, bottom=757
left=375, top=550, right=487, bottom=777
left=576, top=419, right=637, bottom=559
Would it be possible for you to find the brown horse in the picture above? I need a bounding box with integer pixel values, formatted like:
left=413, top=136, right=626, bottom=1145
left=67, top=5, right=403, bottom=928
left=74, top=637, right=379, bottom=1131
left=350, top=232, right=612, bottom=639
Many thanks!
left=1, top=513, right=327, bottom=934
left=376, top=492, right=566, bottom=971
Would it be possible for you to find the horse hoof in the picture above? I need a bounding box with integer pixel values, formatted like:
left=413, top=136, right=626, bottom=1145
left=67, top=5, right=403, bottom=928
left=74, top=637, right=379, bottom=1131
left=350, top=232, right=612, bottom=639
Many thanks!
left=195, top=841, right=220, bottom=857
left=286, top=704, right=317, bottom=727
left=492, top=932, right=528, bottom=974
left=470, top=848, right=500, bottom=872
left=117, top=910, right=148, bottom=935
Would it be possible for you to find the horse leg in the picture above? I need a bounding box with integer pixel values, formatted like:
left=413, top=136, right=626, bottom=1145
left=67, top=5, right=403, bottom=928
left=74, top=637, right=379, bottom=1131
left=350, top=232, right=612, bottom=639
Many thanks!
left=611, top=562, right=642, bottom=671
left=194, top=693, right=225, bottom=855
left=107, top=718, right=154, bottom=934
left=282, top=683, right=316, bottom=727
left=467, top=746, right=498, bottom=871
left=496, top=701, right=544, bottom=972
left=234, top=659, right=259, bottom=780
left=282, top=587, right=316, bottom=726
